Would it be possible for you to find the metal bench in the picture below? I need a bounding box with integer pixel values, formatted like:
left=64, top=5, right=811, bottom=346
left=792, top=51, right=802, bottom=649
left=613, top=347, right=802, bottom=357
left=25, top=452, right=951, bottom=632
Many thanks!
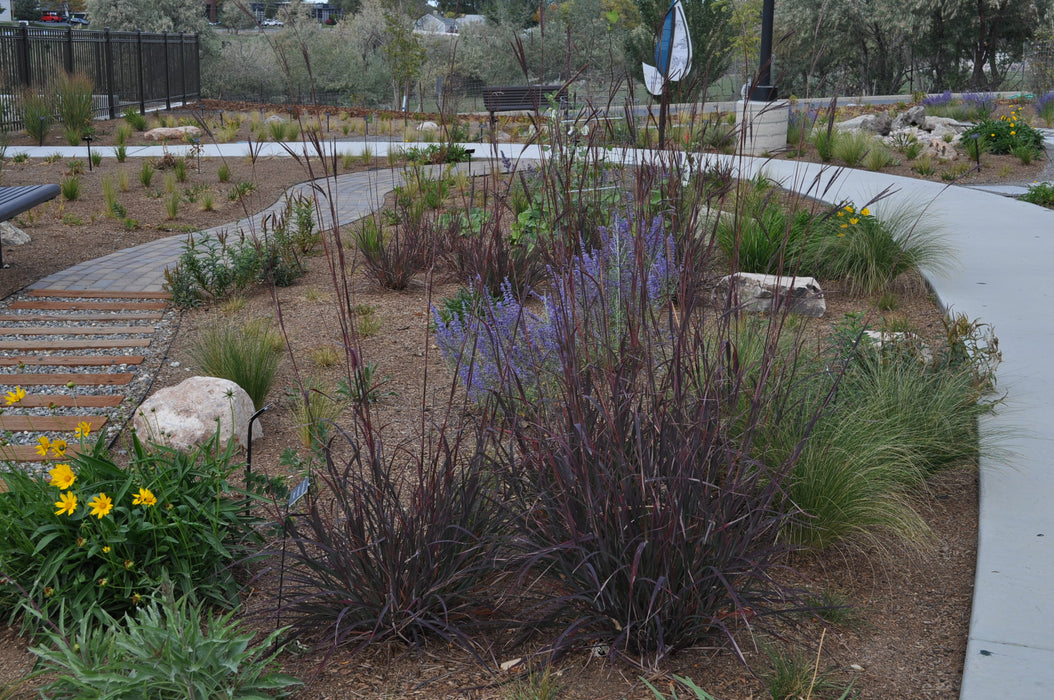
left=0, top=184, right=61, bottom=268
left=482, top=84, right=570, bottom=123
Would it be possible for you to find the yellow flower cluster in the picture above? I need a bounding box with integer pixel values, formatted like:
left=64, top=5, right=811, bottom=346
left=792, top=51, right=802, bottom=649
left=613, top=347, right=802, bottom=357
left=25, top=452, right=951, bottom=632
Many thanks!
left=1000, top=108, right=1022, bottom=137
left=48, top=463, right=157, bottom=519
left=834, top=204, right=871, bottom=236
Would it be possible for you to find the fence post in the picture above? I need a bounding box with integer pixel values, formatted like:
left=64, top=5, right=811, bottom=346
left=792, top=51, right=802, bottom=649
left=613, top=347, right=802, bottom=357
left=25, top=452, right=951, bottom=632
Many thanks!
left=162, top=31, right=171, bottom=110
left=136, top=31, right=145, bottom=114
left=178, top=32, right=186, bottom=105
left=104, top=28, right=116, bottom=119
left=18, top=24, right=30, bottom=87
left=65, top=26, right=73, bottom=74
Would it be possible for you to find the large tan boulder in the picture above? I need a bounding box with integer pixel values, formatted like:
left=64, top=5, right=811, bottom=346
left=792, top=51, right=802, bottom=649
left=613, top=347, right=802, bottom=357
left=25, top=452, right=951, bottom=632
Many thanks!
left=133, top=376, right=260, bottom=451
left=143, top=125, right=202, bottom=142
left=715, top=272, right=826, bottom=317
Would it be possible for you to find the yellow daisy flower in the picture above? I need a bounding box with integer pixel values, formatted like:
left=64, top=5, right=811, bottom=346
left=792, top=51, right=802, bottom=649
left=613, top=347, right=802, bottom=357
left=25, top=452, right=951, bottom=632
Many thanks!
left=48, top=463, right=76, bottom=490
left=35, top=436, right=51, bottom=458
left=54, top=491, right=78, bottom=517
left=132, top=488, right=157, bottom=508
left=74, top=421, right=92, bottom=439
left=50, top=439, right=67, bottom=458
left=3, top=387, right=25, bottom=406
left=861, top=207, right=870, bottom=216
left=88, top=493, right=114, bottom=519
left=850, top=217, right=860, bottom=225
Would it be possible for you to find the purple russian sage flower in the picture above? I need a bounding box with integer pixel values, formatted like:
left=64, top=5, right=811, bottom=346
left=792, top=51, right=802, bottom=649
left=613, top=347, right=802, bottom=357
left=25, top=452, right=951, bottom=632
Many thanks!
left=922, top=90, right=953, bottom=107
left=433, top=215, right=680, bottom=398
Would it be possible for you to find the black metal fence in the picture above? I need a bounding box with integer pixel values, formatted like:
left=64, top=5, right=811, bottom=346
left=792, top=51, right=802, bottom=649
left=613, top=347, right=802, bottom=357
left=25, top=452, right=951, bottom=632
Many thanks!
left=0, top=26, right=200, bottom=130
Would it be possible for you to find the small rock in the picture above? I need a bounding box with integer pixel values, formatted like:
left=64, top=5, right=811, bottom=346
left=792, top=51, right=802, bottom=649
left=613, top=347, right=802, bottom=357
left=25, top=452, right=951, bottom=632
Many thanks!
left=169, top=361, right=180, bottom=368
left=417, top=120, right=439, bottom=131
left=0, top=221, right=29, bottom=246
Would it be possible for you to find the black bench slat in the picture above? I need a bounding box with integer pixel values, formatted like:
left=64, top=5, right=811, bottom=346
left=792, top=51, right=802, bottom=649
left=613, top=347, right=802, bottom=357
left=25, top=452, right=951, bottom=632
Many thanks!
left=0, top=184, right=60, bottom=268
left=482, top=85, right=568, bottom=115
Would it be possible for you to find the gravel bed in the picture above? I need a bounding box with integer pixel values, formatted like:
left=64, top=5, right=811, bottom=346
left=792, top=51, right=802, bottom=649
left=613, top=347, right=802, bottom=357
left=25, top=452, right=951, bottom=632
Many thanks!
left=0, top=290, right=180, bottom=450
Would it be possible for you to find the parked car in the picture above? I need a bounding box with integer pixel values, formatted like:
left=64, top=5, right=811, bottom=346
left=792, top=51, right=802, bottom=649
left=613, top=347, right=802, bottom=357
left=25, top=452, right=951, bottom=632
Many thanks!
left=261, top=18, right=283, bottom=27
left=40, top=12, right=65, bottom=22
left=69, top=15, right=89, bottom=25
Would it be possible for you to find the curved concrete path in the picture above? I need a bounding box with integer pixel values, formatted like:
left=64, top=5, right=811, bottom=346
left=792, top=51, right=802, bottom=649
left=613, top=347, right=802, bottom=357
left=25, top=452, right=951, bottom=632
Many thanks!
left=9, top=140, right=1053, bottom=698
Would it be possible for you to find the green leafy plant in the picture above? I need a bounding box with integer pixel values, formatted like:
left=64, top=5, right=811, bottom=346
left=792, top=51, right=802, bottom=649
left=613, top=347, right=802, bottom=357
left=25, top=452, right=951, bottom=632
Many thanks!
left=217, top=162, right=231, bottom=182
left=1020, top=181, right=1054, bottom=208
left=89, top=150, right=101, bottom=167
left=0, top=429, right=259, bottom=634
left=337, top=362, right=395, bottom=404
left=59, top=175, right=80, bottom=201
left=832, top=130, right=873, bottom=167
left=189, top=320, right=282, bottom=409
left=960, top=109, right=1044, bottom=155
left=165, top=192, right=180, bottom=220
left=174, top=157, right=188, bottom=183
left=229, top=180, right=256, bottom=201
left=139, top=160, right=155, bottom=187
left=123, top=106, right=148, bottom=131
left=113, top=145, right=126, bottom=162
left=804, top=202, right=953, bottom=294
left=288, top=379, right=345, bottom=449
left=54, top=72, right=95, bottom=146
left=20, top=89, right=53, bottom=144
left=31, top=585, right=300, bottom=699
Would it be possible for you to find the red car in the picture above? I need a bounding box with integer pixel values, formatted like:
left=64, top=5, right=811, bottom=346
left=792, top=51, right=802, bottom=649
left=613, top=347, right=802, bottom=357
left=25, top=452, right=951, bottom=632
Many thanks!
left=40, top=12, right=65, bottom=22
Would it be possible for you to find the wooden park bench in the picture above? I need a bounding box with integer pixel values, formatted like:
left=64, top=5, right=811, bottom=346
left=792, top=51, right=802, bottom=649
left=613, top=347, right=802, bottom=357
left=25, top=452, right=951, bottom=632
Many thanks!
left=0, top=184, right=60, bottom=268
left=482, top=84, right=570, bottom=124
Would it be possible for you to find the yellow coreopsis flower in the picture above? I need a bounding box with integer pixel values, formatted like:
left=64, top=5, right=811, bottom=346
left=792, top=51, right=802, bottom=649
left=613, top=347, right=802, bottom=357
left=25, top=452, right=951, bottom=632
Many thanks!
left=132, top=488, right=157, bottom=508
left=1011, top=130, right=1016, bottom=135
left=4, top=387, right=25, bottom=406
left=48, top=463, right=76, bottom=490
left=844, top=205, right=854, bottom=213
left=861, top=207, right=870, bottom=216
left=88, top=493, right=113, bottom=519
left=50, top=439, right=67, bottom=458
left=850, top=217, right=860, bottom=225
left=35, top=436, right=51, bottom=458
left=74, top=421, right=91, bottom=439
left=102, top=545, right=111, bottom=553
left=54, top=491, right=78, bottom=517
left=840, top=223, right=848, bottom=229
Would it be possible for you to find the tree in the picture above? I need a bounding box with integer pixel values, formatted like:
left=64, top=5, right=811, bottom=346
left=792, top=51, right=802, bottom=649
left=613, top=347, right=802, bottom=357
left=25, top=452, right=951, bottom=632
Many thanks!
left=220, top=0, right=259, bottom=31
left=382, top=8, right=426, bottom=109
left=86, top=0, right=212, bottom=33
left=14, top=0, right=38, bottom=20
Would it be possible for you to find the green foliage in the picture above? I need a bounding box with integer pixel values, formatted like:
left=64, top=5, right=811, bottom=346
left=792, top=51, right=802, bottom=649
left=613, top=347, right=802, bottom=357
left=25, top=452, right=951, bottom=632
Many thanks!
left=288, top=379, right=345, bottom=450
left=761, top=644, right=843, bottom=700
left=832, top=130, right=874, bottom=167
left=20, top=90, right=53, bottom=143
left=217, top=162, right=231, bottom=182
left=716, top=203, right=815, bottom=275
left=59, top=175, right=80, bottom=201
left=1019, top=180, right=1054, bottom=207
left=960, top=112, right=1044, bottom=156
left=164, top=191, right=180, bottom=220
left=31, top=587, right=300, bottom=699
left=54, top=72, right=95, bottom=146
left=863, top=143, right=898, bottom=171
left=189, top=320, right=282, bottom=409
left=122, top=107, right=148, bottom=132
left=804, top=202, right=953, bottom=295
left=337, top=362, right=395, bottom=405
left=642, top=676, right=718, bottom=699
left=228, top=180, right=256, bottom=201
left=0, top=431, right=259, bottom=634
left=113, top=145, right=126, bottom=162
left=138, top=160, right=155, bottom=187
left=812, top=127, right=836, bottom=162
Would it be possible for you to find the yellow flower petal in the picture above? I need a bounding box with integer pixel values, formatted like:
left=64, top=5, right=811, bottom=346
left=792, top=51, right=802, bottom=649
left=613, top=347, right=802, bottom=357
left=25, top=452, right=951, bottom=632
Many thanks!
left=132, top=488, right=157, bottom=508
left=3, top=387, right=25, bottom=406
left=74, top=421, right=91, bottom=439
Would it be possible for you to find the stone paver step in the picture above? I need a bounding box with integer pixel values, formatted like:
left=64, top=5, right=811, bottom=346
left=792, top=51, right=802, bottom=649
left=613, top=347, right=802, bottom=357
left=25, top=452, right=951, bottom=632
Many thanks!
left=0, top=444, right=82, bottom=463
left=0, top=415, right=107, bottom=432
left=0, top=372, right=133, bottom=386
left=11, top=394, right=124, bottom=408
left=0, top=339, right=152, bottom=350
left=0, top=326, right=154, bottom=336
left=29, top=289, right=170, bottom=300
left=0, top=356, right=145, bottom=367
left=0, top=312, right=164, bottom=322
left=8, top=300, right=169, bottom=311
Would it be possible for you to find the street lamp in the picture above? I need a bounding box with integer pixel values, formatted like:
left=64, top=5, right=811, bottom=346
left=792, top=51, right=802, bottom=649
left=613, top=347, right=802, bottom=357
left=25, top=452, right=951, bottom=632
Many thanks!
left=749, top=0, right=777, bottom=101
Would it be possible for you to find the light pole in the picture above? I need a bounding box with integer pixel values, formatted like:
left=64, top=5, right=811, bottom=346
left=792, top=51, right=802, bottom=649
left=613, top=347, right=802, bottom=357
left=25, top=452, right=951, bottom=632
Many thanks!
left=749, top=0, right=777, bottom=101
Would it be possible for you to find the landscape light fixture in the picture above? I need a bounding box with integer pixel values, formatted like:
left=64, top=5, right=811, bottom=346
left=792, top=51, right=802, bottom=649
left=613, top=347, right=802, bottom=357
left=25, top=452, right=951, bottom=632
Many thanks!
left=218, top=109, right=224, bottom=126
left=749, top=0, right=777, bottom=101
left=325, top=112, right=330, bottom=131
left=83, top=134, right=93, bottom=171
left=38, top=117, right=45, bottom=147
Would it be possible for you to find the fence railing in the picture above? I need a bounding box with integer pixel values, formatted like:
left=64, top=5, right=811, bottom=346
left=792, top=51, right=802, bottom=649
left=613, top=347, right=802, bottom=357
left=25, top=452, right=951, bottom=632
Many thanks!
left=0, top=26, right=200, bottom=131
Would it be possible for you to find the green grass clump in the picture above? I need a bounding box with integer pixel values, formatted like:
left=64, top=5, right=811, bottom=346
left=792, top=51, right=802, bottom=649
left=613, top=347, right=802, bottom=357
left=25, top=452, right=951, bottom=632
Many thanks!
left=832, top=130, right=873, bottom=167
left=1020, top=181, right=1054, bottom=207
left=189, top=320, right=283, bottom=409
left=123, top=106, right=148, bottom=131
left=21, top=90, right=53, bottom=144
left=139, top=160, right=155, bottom=187
left=55, top=71, right=95, bottom=146
left=60, top=175, right=80, bottom=201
